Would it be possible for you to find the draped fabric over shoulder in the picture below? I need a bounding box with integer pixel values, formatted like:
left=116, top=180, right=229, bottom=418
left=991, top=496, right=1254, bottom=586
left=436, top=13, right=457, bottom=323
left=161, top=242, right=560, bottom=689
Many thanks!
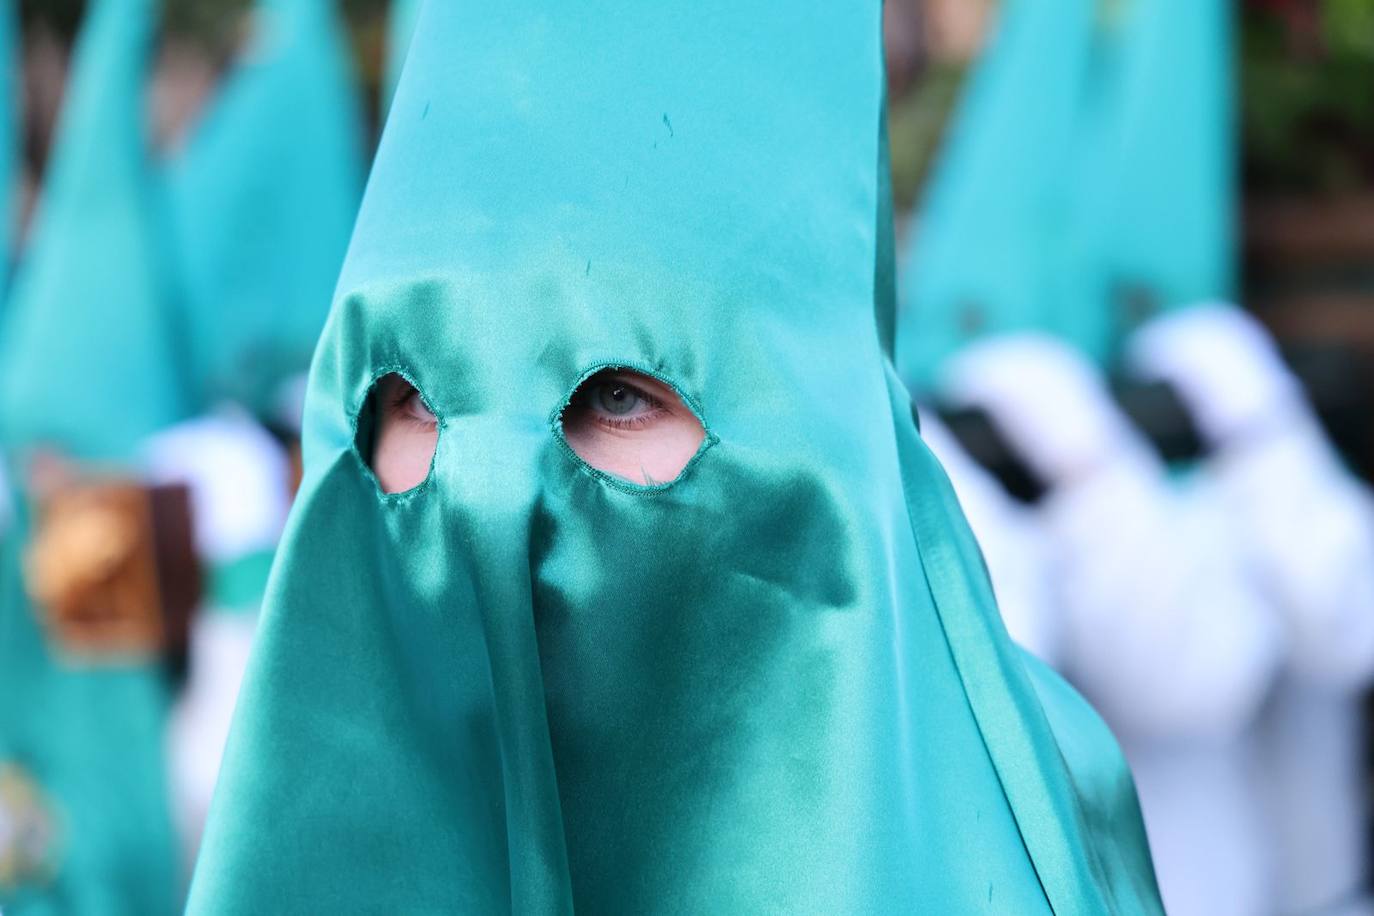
left=190, top=2, right=1163, bottom=911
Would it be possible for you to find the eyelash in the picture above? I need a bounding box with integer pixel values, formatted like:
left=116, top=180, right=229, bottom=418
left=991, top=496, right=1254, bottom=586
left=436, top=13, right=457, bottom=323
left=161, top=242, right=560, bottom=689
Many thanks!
left=586, top=381, right=669, bottom=431
left=390, top=386, right=437, bottom=428
left=386, top=376, right=672, bottom=432
left=595, top=408, right=665, bottom=430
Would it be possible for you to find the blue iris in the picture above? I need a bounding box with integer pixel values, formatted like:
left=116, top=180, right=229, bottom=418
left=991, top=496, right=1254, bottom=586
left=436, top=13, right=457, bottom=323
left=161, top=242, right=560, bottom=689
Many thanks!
left=596, top=383, right=640, bottom=415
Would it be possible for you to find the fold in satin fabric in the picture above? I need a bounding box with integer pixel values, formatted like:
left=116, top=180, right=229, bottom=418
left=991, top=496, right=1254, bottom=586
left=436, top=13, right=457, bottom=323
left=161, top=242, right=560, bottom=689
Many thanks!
left=190, top=2, right=1162, bottom=911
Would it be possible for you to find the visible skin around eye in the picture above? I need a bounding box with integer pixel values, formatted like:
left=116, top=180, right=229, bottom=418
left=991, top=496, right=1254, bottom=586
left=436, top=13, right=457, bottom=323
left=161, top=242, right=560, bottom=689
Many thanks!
left=560, top=370, right=705, bottom=485
left=368, top=369, right=706, bottom=493
left=370, top=374, right=439, bottom=494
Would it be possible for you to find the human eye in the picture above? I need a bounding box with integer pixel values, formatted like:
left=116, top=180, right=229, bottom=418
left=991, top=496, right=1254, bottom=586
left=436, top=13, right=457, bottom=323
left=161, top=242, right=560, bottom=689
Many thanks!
left=388, top=378, right=437, bottom=429
left=575, top=373, right=670, bottom=431
left=364, top=372, right=440, bottom=495
left=558, top=368, right=706, bottom=486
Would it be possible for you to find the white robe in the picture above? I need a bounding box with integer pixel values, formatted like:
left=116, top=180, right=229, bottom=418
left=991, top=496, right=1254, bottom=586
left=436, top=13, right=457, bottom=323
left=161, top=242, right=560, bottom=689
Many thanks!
left=141, top=408, right=291, bottom=873
left=938, top=333, right=1284, bottom=915
left=1130, top=304, right=1374, bottom=914
left=1206, top=417, right=1374, bottom=914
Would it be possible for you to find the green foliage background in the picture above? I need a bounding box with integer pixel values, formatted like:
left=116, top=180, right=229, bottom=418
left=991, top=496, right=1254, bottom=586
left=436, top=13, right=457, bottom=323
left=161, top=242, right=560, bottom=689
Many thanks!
left=1242, top=0, right=1374, bottom=195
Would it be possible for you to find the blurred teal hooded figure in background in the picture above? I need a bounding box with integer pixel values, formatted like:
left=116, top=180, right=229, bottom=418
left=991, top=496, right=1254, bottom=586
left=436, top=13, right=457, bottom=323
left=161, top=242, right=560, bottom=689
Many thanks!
left=153, top=0, right=366, bottom=868
left=1065, top=0, right=1235, bottom=330
left=0, top=0, right=186, bottom=912
left=899, top=4, right=1279, bottom=915
left=896, top=0, right=1234, bottom=389
left=190, top=1, right=1162, bottom=911
left=895, top=0, right=1098, bottom=390
left=169, top=0, right=365, bottom=423
left=0, top=0, right=25, bottom=545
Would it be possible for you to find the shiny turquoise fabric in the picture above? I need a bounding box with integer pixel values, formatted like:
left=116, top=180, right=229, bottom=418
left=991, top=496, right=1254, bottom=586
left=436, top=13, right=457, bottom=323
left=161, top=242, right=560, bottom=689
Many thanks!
left=895, top=0, right=1098, bottom=389
left=0, top=1, right=182, bottom=913
left=169, top=0, right=364, bottom=418
left=190, top=2, right=1162, bottom=911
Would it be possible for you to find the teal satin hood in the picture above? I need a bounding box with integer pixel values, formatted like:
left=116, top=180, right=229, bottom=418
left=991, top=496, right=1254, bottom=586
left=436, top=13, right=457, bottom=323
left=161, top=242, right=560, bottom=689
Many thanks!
left=190, top=2, right=1162, bottom=912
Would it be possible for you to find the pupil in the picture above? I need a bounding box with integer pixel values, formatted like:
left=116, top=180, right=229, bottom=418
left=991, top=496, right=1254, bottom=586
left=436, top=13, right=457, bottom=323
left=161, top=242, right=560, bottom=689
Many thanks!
left=598, top=383, right=637, bottom=415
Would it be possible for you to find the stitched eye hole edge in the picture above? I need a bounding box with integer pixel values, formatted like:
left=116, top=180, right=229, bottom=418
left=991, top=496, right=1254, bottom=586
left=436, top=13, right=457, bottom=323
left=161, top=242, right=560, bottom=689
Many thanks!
left=357, top=371, right=440, bottom=497
left=556, top=366, right=710, bottom=490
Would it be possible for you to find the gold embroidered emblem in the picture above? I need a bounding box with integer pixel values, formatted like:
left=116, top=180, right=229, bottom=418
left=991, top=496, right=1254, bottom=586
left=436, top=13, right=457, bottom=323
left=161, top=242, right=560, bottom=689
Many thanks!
left=24, top=480, right=199, bottom=662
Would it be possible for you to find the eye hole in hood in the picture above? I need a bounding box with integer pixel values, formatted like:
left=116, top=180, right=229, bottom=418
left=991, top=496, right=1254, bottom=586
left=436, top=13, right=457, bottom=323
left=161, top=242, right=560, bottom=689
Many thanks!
left=359, top=372, right=440, bottom=495
left=558, top=368, right=706, bottom=488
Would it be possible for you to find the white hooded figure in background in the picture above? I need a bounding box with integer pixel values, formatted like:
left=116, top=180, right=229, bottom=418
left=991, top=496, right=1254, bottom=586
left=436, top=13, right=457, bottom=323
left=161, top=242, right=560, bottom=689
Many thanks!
left=141, top=408, right=293, bottom=873
left=939, top=332, right=1283, bottom=916
left=0, top=462, right=11, bottom=538
left=1129, top=304, right=1374, bottom=916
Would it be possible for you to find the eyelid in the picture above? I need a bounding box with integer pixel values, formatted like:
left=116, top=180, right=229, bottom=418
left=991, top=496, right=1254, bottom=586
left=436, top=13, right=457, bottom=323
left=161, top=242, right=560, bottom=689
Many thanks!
left=597, top=376, right=668, bottom=412
left=388, top=381, right=437, bottom=426
left=404, top=393, right=437, bottom=424
left=592, top=411, right=666, bottom=431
